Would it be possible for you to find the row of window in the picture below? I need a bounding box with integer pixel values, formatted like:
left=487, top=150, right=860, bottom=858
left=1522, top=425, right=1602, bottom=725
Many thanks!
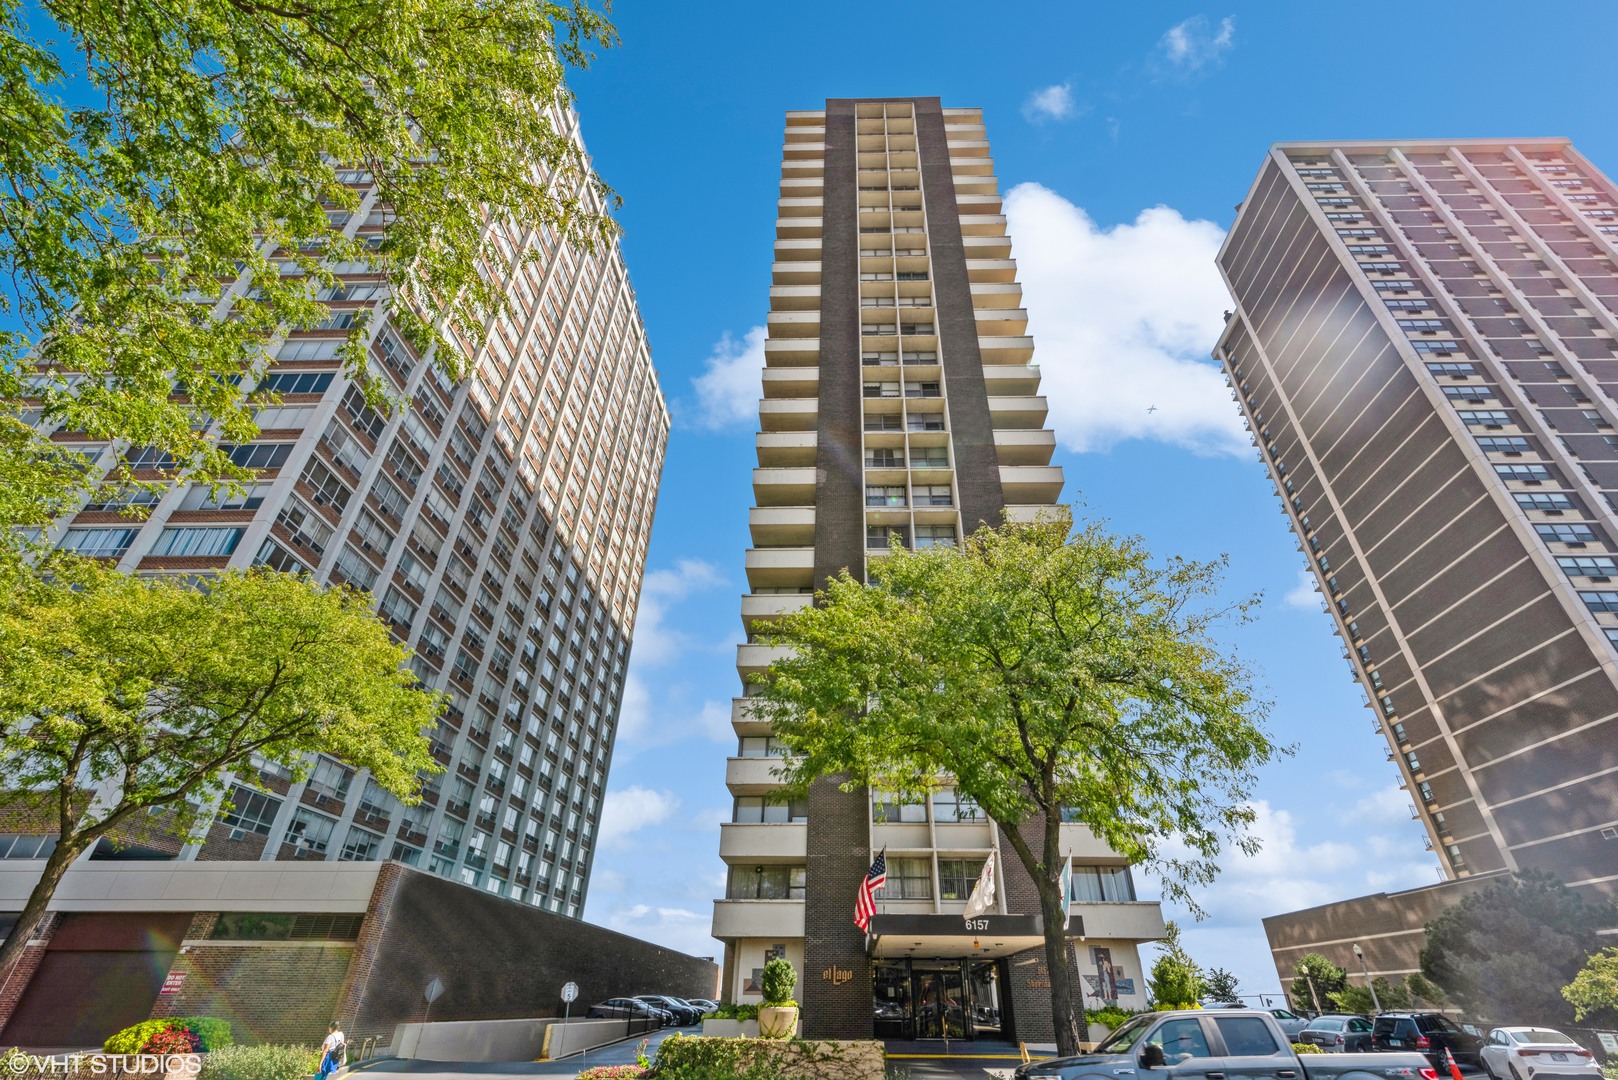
left=723, top=858, right=1135, bottom=903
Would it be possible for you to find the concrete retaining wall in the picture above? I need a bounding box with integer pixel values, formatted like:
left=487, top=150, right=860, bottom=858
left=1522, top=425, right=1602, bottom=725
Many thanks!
left=393, top=1017, right=552, bottom=1061
left=541, top=1019, right=632, bottom=1059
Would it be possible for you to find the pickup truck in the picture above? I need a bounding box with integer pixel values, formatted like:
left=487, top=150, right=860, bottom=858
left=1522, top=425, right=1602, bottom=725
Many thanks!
left=1013, top=1009, right=1439, bottom=1080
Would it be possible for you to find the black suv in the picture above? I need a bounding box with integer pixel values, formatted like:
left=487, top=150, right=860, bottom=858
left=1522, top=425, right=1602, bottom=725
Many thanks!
left=1372, top=1012, right=1482, bottom=1068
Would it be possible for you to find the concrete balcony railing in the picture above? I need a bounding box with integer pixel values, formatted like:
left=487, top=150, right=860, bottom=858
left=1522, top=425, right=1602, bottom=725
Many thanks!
left=756, top=431, right=816, bottom=467
left=969, top=281, right=1023, bottom=307
left=951, top=157, right=994, bottom=177
left=956, top=193, right=1003, bottom=215
left=988, top=395, right=1048, bottom=429
left=966, top=258, right=1017, bottom=284
left=948, top=139, right=991, bottom=156
left=1069, top=901, right=1169, bottom=942
left=764, top=337, right=819, bottom=366
left=770, top=284, right=822, bottom=311
left=782, top=141, right=826, bottom=160
left=982, top=364, right=1040, bottom=397
left=778, top=196, right=824, bottom=217
left=712, top=899, right=805, bottom=940
left=774, top=238, right=822, bottom=261
left=994, top=428, right=1055, bottom=466
left=975, top=308, right=1028, bottom=336
left=780, top=177, right=824, bottom=198
left=962, top=234, right=1011, bottom=258
left=759, top=399, right=817, bottom=432
left=772, top=261, right=821, bottom=286
left=776, top=217, right=822, bottom=241
left=979, top=335, right=1034, bottom=364
left=741, top=593, right=812, bottom=623
left=725, top=754, right=790, bottom=794
left=719, top=822, right=808, bottom=862
left=744, top=545, right=814, bottom=591
left=750, top=505, right=815, bottom=547
left=761, top=367, right=818, bottom=400
left=737, top=642, right=794, bottom=681
left=752, top=468, right=816, bottom=505
left=1000, top=465, right=1064, bottom=504
left=959, top=214, right=1008, bottom=237
left=731, top=696, right=770, bottom=736
left=1004, top=504, right=1058, bottom=524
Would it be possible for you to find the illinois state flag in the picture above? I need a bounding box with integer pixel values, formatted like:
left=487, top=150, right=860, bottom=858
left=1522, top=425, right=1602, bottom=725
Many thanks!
left=963, top=855, right=996, bottom=921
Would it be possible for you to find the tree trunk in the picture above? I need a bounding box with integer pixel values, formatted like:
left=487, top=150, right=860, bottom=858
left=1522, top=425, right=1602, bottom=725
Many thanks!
left=1039, top=874, right=1084, bottom=1057
left=0, top=839, right=82, bottom=982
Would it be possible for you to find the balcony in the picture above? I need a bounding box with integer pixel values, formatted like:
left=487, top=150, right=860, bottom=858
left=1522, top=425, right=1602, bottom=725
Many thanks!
left=772, top=261, right=820, bottom=286
left=770, top=284, right=822, bottom=312
left=750, top=505, right=815, bottom=546
left=731, top=696, right=771, bottom=736
left=780, top=177, right=823, bottom=198
left=756, top=431, right=817, bottom=467
left=989, top=395, right=1049, bottom=429
left=740, top=593, right=812, bottom=624
left=994, top=428, right=1055, bottom=466
left=778, top=196, right=824, bottom=217
left=774, top=238, right=822, bottom=261
left=726, top=755, right=789, bottom=794
left=960, top=215, right=1007, bottom=237
left=976, top=308, right=1028, bottom=336
left=776, top=217, right=821, bottom=240
left=956, top=193, right=1003, bottom=215
left=962, top=234, right=1011, bottom=258
left=737, top=642, right=794, bottom=680
left=782, top=141, right=826, bottom=160
left=1068, top=901, right=1169, bottom=942
left=759, top=399, right=817, bottom=432
left=766, top=311, right=820, bottom=339
left=969, top=281, right=1022, bottom=307
left=966, top=259, right=1018, bottom=284
left=712, top=899, right=805, bottom=940
left=744, top=546, right=814, bottom=591
left=719, top=822, right=808, bottom=861
left=999, top=464, right=1063, bottom=502
left=761, top=367, right=818, bottom=400
left=982, top=364, right=1041, bottom=396
left=765, top=337, right=819, bottom=366
left=979, top=336, right=1034, bottom=364
left=753, top=468, right=816, bottom=505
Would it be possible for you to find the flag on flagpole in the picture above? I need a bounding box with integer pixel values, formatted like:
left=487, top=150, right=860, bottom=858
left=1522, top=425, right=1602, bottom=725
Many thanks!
left=854, top=849, right=887, bottom=932
left=1059, top=855, right=1073, bottom=930
left=963, top=855, right=996, bottom=921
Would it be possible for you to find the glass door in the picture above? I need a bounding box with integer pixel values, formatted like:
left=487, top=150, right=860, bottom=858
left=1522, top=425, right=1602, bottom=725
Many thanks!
left=969, top=961, right=1003, bottom=1037
left=913, top=961, right=968, bottom=1040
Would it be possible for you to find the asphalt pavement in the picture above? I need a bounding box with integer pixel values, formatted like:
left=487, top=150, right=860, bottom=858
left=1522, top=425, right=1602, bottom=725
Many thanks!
left=351, top=1025, right=681, bottom=1078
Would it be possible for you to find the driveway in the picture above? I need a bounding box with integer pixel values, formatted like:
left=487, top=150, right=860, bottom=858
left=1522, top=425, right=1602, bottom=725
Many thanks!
left=352, top=1026, right=681, bottom=1078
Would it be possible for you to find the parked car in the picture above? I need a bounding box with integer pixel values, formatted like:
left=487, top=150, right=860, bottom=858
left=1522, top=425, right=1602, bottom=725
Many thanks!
left=687, top=998, right=720, bottom=1014
left=637, top=995, right=701, bottom=1025
left=1480, top=1028, right=1600, bottom=1080
left=1372, top=1013, right=1483, bottom=1069
left=1011, top=1009, right=1434, bottom=1080
left=585, top=997, right=666, bottom=1026
left=1264, top=1007, right=1312, bottom=1038
left=1299, top=1015, right=1375, bottom=1052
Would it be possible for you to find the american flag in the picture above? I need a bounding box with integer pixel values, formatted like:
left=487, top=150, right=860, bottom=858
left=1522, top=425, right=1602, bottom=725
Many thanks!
left=854, top=849, right=887, bottom=932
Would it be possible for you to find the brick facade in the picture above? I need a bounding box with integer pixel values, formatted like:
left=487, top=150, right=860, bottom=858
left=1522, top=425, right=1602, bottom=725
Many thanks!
left=0, top=913, right=61, bottom=1035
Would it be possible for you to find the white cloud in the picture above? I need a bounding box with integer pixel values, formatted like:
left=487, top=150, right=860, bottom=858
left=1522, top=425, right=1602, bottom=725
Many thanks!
left=1157, top=15, right=1236, bottom=74
left=631, top=558, right=726, bottom=667
left=601, top=903, right=720, bottom=961
left=1022, top=83, right=1079, bottom=124
left=1004, top=183, right=1247, bottom=456
left=1283, top=570, right=1320, bottom=611
left=598, top=785, right=682, bottom=851
left=684, top=326, right=765, bottom=431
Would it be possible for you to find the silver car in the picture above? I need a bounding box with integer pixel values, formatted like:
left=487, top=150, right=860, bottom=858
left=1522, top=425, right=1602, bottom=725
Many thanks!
left=1480, top=1028, right=1600, bottom=1080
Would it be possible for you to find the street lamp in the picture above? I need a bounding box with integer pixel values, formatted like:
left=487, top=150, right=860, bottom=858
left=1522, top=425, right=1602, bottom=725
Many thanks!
left=1296, top=962, right=1322, bottom=1014
left=1351, top=943, right=1382, bottom=1014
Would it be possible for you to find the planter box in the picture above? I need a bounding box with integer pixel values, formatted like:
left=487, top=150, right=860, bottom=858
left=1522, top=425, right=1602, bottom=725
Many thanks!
left=700, top=1018, right=759, bottom=1039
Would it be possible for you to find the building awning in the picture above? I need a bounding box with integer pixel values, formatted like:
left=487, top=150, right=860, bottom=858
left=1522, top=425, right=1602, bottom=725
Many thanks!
left=868, top=913, right=1082, bottom=959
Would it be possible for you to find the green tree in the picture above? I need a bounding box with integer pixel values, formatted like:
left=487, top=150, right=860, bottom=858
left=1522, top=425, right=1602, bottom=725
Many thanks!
left=1330, top=977, right=1408, bottom=1016
left=1291, top=954, right=1347, bottom=1015
left=1204, top=967, right=1242, bottom=1006
left=0, top=563, right=442, bottom=977
left=1404, top=972, right=1446, bottom=1009
left=752, top=510, right=1284, bottom=1055
left=1562, top=948, right=1618, bottom=1022
left=1421, top=872, right=1613, bottom=1024
left=0, top=0, right=617, bottom=536
left=1149, top=923, right=1207, bottom=1010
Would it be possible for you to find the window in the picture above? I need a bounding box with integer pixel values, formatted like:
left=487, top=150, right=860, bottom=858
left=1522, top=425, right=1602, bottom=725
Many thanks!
left=1579, top=591, right=1618, bottom=613
left=866, top=485, right=907, bottom=507
left=931, top=788, right=980, bottom=822
left=1559, top=556, right=1618, bottom=579
left=285, top=808, right=337, bottom=853
left=863, top=381, right=900, bottom=398
left=915, top=485, right=953, bottom=507
left=734, top=796, right=808, bottom=823
left=1495, top=464, right=1550, bottom=482
left=727, top=865, right=806, bottom=900
left=1426, top=362, right=1476, bottom=378
left=1148, top=1018, right=1214, bottom=1063
left=261, top=371, right=335, bottom=396
left=58, top=528, right=138, bottom=558
left=1516, top=492, right=1574, bottom=512
left=339, top=827, right=382, bottom=861
left=1068, top=865, right=1136, bottom=903
left=738, top=737, right=791, bottom=758
left=275, top=499, right=333, bottom=555
left=872, top=791, right=927, bottom=823
left=1537, top=523, right=1597, bottom=544
left=306, top=756, right=354, bottom=801
left=1410, top=340, right=1462, bottom=355
left=225, top=443, right=294, bottom=470
left=1399, top=319, right=1447, bottom=332
left=220, top=785, right=281, bottom=836
left=868, top=525, right=908, bottom=550
left=938, top=859, right=986, bottom=901
left=0, top=834, right=58, bottom=860
left=1213, top=1017, right=1282, bottom=1057
left=915, top=525, right=957, bottom=548
left=889, top=857, right=932, bottom=899
left=1458, top=410, right=1511, bottom=428
left=150, top=527, right=244, bottom=557
left=1442, top=385, right=1492, bottom=401
left=1475, top=436, right=1531, bottom=454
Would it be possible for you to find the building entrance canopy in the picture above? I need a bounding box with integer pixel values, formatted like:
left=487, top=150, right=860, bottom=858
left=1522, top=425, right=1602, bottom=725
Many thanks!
left=868, top=913, right=1082, bottom=959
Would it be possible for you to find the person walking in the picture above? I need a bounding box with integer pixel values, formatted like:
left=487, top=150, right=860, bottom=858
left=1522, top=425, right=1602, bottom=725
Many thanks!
left=318, top=1022, right=346, bottom=1080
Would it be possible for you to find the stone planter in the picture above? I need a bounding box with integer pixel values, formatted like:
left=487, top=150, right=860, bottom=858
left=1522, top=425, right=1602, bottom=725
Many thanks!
left=1088, top=1023, right=1113, bottom=1045
left=700, top=1018, right=760, bottom=1039
left=757, top=1004, right=800, bottom=1040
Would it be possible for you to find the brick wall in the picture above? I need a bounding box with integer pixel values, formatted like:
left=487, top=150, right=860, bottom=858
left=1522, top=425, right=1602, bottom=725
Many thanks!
left=341, top=865, right=717, bottom=1046
left=150, top=939, right=354, bottom=1046
left=0, top=912, right=60, bottom=1034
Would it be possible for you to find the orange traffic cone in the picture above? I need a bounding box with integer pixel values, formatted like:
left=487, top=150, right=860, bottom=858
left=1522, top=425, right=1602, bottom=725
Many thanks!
left=1445, top=1047, right=1465, bottom=1080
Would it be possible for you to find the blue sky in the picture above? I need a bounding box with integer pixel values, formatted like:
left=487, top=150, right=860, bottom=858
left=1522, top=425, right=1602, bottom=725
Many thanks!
left=567, top=3, right=1618, bottom=997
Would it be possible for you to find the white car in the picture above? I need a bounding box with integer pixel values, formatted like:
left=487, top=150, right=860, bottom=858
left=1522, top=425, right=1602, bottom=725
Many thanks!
left=1480, top=1028, right=1600, bottom=1080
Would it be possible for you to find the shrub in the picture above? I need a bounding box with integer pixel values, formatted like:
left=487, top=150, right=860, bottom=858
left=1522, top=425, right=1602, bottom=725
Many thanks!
left=656, top=1034, right=879, bottom=1080
left=1293, top=1043, right=1324, bottom=1055
left=759, top=958, right=797, bottom=1007
left=182, top=1018, right=235, bottom=1052
left=145, top=1028, right=200, bottom=1055
left=702, top=1003, right=759, bottom=1021
left=576, top=1068, right=647, bottom=1080
left=1085, top=1006, right=1137, bottom=1031
left=197, top=1044, right=320, bottom=1080
left=104, top=1017, right=233, bottom=1054
left=106, top=1020, right=172, bottom=1054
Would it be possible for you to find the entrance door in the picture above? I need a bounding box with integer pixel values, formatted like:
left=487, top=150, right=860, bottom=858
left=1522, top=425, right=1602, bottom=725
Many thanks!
left=913, top=961, right=967, bottom=1040
left=969, top=961, right=1003, bottom=1037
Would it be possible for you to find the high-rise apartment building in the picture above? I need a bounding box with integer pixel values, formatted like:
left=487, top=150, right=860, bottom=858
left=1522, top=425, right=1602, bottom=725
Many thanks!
left=711, top=97, right=1164, bottom=1042
left=1216, top=139, right=1618, bottom=985
left=10, top=103, right=668, bottom=919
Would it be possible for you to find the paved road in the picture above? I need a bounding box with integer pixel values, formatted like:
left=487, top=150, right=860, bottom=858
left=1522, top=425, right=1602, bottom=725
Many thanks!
left=352, top=1026, right=684, bottom=1078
